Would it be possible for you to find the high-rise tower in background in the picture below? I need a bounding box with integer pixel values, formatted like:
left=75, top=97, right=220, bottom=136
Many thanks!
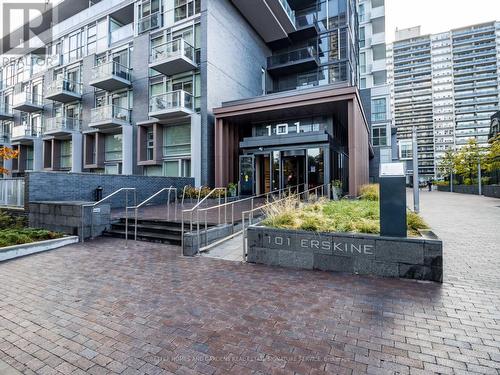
left=389, top=22, right=500, bottom=181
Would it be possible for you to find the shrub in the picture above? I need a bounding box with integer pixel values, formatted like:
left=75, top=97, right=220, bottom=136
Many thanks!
left=0, top=228, right=63, bottom=248
left=359, top=184, right=379, bottom=201
left=407, top=211, right=429, bottom=236
left=434, top=181, right=449, bottom=187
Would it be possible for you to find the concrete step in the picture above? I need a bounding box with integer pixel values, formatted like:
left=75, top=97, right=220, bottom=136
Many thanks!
left=103, top=229, right=181, bottom=245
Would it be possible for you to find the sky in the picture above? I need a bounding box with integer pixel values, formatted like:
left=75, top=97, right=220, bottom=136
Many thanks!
left=386, top=0, right=500, bottom=42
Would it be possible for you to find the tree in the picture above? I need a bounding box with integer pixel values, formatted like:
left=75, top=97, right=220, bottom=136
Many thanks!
left=454, top=139, right=486, bottom=184
left=437, top=148, right=456, bottom=181
left=485, top=134, right=500, bottom=173
left=0, top=146, right=19, bottom=175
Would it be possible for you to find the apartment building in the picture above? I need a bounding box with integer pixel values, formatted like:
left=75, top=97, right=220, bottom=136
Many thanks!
left=0, top=0, right=371, bottom=195
left=390, top=22, right=500, bottom=180
left=357, top=0, right=393, bottom=182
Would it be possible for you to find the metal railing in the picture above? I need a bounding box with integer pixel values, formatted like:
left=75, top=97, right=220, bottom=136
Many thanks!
left=13, top=92, right=43, bottom=107
left=0, top=179, right=24, bottom=207
left=11, top=124, right=40, bottom=138
left=91, top=61, right=131, bottom=82
left=180, top=187, right=227, bottom=251
left=81, top=188, right=136, bottom=242
left=149, top=90, right=193, bottom=113
left=125, top=187, right=178, bottom=243
left=47, top=78, right=83, bottom=96
left=150, top=39, right=195, bottom=64
left=241, top=183, right=330, bottom=259
left=267, top=46, right=317, bottom=69
left=191, top=183, right=307, bottom=253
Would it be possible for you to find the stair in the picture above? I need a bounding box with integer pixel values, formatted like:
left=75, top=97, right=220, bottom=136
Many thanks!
left=103, top=218, right=187, bottom=245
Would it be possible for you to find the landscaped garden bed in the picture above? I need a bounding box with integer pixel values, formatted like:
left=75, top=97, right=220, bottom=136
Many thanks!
left=247, top=184, right=443, bottom=282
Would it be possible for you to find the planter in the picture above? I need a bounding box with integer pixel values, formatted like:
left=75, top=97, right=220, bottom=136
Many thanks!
left=483, top=185, right=500, bottom=199
left=0, top=236, right=79, bottom=262
left=247, top=226, right=443, bottom=282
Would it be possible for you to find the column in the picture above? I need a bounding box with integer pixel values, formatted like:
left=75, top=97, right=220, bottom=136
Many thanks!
left=71, top=132, right=83, bottom=173
left=121, top=125, right=134, bottom=175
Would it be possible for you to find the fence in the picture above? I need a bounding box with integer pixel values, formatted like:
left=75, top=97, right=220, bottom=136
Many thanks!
left=0, top=179, right=25, bottom=207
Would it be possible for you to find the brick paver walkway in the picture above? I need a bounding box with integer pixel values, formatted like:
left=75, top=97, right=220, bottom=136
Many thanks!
left=0, top=191, right=499, bottom=374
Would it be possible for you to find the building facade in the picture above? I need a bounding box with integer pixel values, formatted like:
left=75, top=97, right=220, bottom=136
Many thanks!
left=390, top=22, right=500, bottom=180
left=0, top=0, right=370, bottom=195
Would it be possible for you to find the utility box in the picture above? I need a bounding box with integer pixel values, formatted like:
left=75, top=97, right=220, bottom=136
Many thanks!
left=379, top=163, right=407, bottom=237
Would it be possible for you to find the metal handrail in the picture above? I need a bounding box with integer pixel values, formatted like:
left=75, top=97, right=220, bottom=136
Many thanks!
left=180, top=187, right=227, bottom=251
left=241, top=183, right=330, bottom=259
left=125, top=187, right=178, bottom=243
left=193, top=183, right=306, bottom=252
left=80, top=187, right=137, bottom=242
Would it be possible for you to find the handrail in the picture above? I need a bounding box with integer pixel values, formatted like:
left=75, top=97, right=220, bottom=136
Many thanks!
left=80, top=187, right=136, bottom=242
left=125, top=187, right=178, bottom=243
left=241, top=183, right=330, bottom=259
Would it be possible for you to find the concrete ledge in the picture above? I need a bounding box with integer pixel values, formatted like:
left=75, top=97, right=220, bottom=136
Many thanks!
left=0, top=236, right=79, bottom=262
left=247, top=226, right=443, bottom=282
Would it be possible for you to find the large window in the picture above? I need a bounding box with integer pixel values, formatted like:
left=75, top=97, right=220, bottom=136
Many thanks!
left=104, top=133, right=123, bottom=161
left=163, top=124, right=191, bottom=157
left=372, top=98, right=386, bottom=122
left=359, top=27, right=365, bottom=48
left=372, top=127, right=387, bottom=146
left=307, top=148, right=324, bottom=188
left=174, top=0, right=201, bottom=22
left=399, top=141, right=412, bottom=160
left=146, top=129, right=154, bottom=160
left=25, top=147, right=34, bottom=170
left=60, top=140, right=72, bottom=169
left=372, top=44, right=386, bottom=60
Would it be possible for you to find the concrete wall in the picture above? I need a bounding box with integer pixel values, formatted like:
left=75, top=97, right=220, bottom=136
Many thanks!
left=247, top=226, right=443, bottom=282
left=484, top=185, right=500, bottom=198
left=25, top=171, right=194, bottom=209
left=203, top=0, right=271, bottom=185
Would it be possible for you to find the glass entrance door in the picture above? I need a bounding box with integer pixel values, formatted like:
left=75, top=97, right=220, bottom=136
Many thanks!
left=239, top=155, right=255, bottom=196
left=282, top=154, right=305, bottom=192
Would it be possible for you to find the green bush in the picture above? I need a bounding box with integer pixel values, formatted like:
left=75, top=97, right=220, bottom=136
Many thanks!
left=359, top=184, right=379, bottom=201
left=0, top=228, right=63, bottom=248
left=434, top=181, right=449, bottom=187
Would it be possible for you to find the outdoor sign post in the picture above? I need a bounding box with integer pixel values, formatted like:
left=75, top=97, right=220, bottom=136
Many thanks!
left=379, top=162, right=407, bottom=238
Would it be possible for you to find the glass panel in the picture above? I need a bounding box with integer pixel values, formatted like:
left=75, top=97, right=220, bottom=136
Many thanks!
left=60, top=140, right=72, bottom=168
left=307, top=148, right=324, bottom=188
left=163, top=124, right=191, bottom=156
left=104, top=133, right=123, bottom=161
left=163, top=160, right=179, bottom=177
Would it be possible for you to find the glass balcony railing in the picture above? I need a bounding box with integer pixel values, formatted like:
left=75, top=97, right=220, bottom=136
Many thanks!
left=278, top=0, right=295, bottom=26
left=13, top=92, right=43, bottom=107
left=268, top=47, right=317, bottom=69
left=44, top=117, right=82, bottom=133
left=0, top=103, right=13, bottom=117
left=151, top=39, right=195, bottom=64
left=47, top=78, right=83, bottom=96
left=295, top=13, right=317, bottom=30
left=91, top=61, right=131, bottom=82
left=110, top=23, right=134, bottom=44
left=138, top=12, right=161, bottom=34
left=149, top=90, right=193, bottom=113
left=11, top=124, right=39, bottom=138
left=90, top=105, right=131, bottom=124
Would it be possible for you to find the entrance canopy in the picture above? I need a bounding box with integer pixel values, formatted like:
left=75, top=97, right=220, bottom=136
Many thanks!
left=214, top=84, right=372, bottom=196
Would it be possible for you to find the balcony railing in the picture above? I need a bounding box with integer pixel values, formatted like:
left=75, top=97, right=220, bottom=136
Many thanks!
left=278, top=0, right=295, bottom=26
left=44, top=117, right=82, bottom=134
left=149, top=90, right=193, bottom=114
left=13, top=92, right=43, bottom=108
left=47, top=78, right=83, bottom=96
left=0, top=103, right=13, bottom=118
left=111, top=23, right=134, bottom=44
left=90, top=105, right=131, bottom=124
left=268, top=46, right=317, bottom=69
left=91, top=61, right=131, bottom=82
left=11, top=124, right=39, bottom=138
left=138, top=12, right=161, bottom=34
left=151, top=39, right=195, bottom=64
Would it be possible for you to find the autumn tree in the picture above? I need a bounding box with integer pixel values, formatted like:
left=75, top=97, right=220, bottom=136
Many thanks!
left=437, top=148, right=456, bottom=181
left=484, top=134, right=500, bottom=183
left=454, top=139, right=487, bottom=184
left=0, top=146, right=19, bottom=175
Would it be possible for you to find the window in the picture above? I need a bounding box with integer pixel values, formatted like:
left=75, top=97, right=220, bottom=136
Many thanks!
left=163, top=124, right=190, bottom=157
left=276, top=123, right=288, bottom=135
left=174, top=0, right=201, bottom=22
left=372, top=98, right=386, bottom=122
left=60, top=140, right=72, bottom=169
left=372, top=0, right=384, bottom=7
left=360, top=52, right=366, bottom=73
left=399, top=141, right=412, bottom=160
left=372, top=127, right=387, bottom=146
left=360, top=78, right=366, bottom=88
left=146, top=129, right=154, bottom=160
left=371, top=17, right=385, bottom=34
left=163, top=160, right=179, bottom=177
left=373, top=70, right=387, bottom=85
left=25, top=147, right=34, bottom=170
left=104, top=133, right=123, bottom=161
left=372, top=44, right=386, bottom=60
left=359, top=27, right=365, bottom=48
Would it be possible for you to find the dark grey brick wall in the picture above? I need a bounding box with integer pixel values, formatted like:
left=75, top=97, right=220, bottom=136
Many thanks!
left=247, top=226, right=443, bottom=282
left=26, top=172, right=194, bottom=209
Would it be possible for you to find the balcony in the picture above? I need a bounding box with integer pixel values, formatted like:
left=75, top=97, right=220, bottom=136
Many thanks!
left=138, top=12, right=161, bottom=34
left=12, top=92, right=43, bottom=113
left=0, top=103, right=13, bottom=120
left=267, top=47, right=319, bottom=75
left=11, top=124, right=40, bottom=141
left=89, top=105, right=131, bottom=131
left=45, top=79, right=83, bottom=103
left=230, top=0, right=296, bottom=42
left=149, top=90, right=194, bottom=120
left=110, top=23, right=133, bottom=45
left=149, top=39, right=197, bottom=76
left=43, top=117, right=82, bottom=136
left=89, top=61, right=131, bottom=91
left=293, top=13, right=318, bottom=38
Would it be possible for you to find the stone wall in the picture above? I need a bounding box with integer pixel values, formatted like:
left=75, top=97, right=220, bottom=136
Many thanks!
left=29, top=201, right=111, bottom=239
left=247, top=226, right=443, bottom=282
left=437, top=184, right=499, bottom=198
left=25, top=172, right=194, bottom=210
left=483, top=185, right=500, bottom=198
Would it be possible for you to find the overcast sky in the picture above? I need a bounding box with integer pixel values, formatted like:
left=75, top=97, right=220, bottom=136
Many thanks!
left=386, top=0, right=500, bottom=42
